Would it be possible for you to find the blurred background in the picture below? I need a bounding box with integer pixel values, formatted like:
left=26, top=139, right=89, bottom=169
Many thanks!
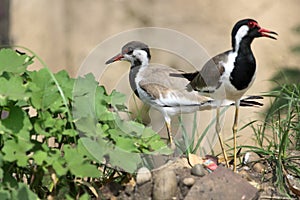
left=1, top=0, right=300, bottom=154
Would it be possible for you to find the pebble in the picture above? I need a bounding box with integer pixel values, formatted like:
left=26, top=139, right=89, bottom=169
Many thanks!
left=243, top=152, right=260, bottom=164
left=253, top=162, right=265, bottom=173
left=153, top=169, right=177, bottom=200
left=136, top=167, right=152, bottom=185
left=191, top=164, right=206, bottom=177
left=182, top=177, right=195, bottom=187
left=239, top=169, right=252, bottom=181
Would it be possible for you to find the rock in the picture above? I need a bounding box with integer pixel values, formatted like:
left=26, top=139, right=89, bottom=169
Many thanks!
left=134, top=181, right=153, bottom=199
left=191, top=164, right=206, bottom=177
left=253, top=162, right=265, bottom=173
left=153, top=169, right=177, bottom=200
left=243, top=152, right=261, bottom=164
left=124, top=184, right=134, bottom=195
left=182, top=177, right=195, bottom=187
left=136, top=167, right=152, bottom=185
left=188, top=154, right=203, bottom=166
left=185, top=166, right=259, bottom=200
left=238, top=169, right=252, bottom=181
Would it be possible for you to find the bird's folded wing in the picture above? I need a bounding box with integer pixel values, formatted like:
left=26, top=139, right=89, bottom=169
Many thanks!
left=139, top=82, right=211, bottom=107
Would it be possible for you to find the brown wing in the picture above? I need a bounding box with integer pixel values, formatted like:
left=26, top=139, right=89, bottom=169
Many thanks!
left=189, top=51, right=230, bottom=92
left=138, top=64, right=210, bottom=105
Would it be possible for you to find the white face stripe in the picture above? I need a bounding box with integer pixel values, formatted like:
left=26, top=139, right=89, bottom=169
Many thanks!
left=235, top=25, right=249, bottom=52
left=132, top=49, right=149, bottom=66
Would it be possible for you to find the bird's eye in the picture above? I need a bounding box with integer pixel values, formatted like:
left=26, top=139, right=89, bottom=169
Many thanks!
left=248, top=21, right=257, bottom=28
left=126, top=47, right=133, bottom=54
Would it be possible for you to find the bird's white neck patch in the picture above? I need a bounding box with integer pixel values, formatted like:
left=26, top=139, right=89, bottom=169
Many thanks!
left=234, top=25, right=249, bottom=52
left=133, top=49, right=149, bottom=67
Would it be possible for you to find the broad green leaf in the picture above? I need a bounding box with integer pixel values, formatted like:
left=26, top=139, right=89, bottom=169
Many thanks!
left=54, top=70, right=74, bottom=100
left=75, top=117, right=99, bottom=137
left=52, top=160, right=68, bottom=177
left=0, top=190, right=10, bottom=200
left=2, top=139, right=34, bottom=166
left=0, top=49, right=32, bottom=75
left=73, top=73, right=98, bottom=119
left=64, top=144, right=101, bottom=178
left=108, top=90, right=126, bottom=107
left=109, top=130, right=138, bottom=152
left=78, top=137, right=106, bottom=163
left=0, top=76, right=31, bottom=105
left=0, top=106, right=32, bottom=137
left=32, top=150, right=48, bottom=165
left=109, top=148, right=141, bottom=173
left=62, top=129, right=78, bottom=137
left=29, top=69, right=62, bottom=110
left=16, top=183, right=39, bottom=200
left=79, top=193, right=90, bottom=200
left=0, top=168, right=3, bottom=180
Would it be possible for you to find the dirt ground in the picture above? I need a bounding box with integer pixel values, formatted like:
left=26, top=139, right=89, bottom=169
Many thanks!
left=9, top=0, right=300, bottom=166
left=99, top=154, right=300, bottom=199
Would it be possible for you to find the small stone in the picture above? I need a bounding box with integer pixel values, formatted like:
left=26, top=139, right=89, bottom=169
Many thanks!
left=136, top=167, right=152, bottom=185
left=153, top=169, right=177, bottom=200
left=191, top=164, right=206, bottom=177
left=183, top=177, right=195, bottom=187
left=239, top=169, right=252, bottom=181
left=253, top=162, right=265, bottom=173
left=188, top=154, right=203, bottom=166
left=124, top=184, right=134, bottom=195
left=243, top=152, right=261, bottom=164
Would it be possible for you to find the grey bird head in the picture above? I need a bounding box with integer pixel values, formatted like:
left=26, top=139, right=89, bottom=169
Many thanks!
left=105, top=41, right=151, bottom=65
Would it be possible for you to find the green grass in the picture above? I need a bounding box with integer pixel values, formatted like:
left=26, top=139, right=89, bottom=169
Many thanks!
left=241, top=82, right=300, bottom=197
left=176, top=107, right=228, bottom=157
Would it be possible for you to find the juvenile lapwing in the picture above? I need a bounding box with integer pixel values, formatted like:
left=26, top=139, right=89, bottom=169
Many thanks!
left=171, top=19, right=277, bottom=170
left=105, top=41, right=263, bottom=149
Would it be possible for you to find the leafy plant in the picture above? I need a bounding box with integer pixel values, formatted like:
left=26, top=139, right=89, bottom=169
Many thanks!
left=0, top=48, right=169, bottom=199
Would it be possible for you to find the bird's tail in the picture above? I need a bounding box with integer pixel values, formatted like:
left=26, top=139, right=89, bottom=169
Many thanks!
left=198, top=95, right=263, bottom=111
left=239, top=95, right=264, bottom=107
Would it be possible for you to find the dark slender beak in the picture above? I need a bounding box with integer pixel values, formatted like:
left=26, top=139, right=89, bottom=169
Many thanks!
left=105, top=53, right=124, bottom=64
left=258, top=28, right=278, bottom=40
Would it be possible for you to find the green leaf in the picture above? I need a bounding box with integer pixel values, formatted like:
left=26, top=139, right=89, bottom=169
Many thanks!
left=0, top=49, right=32, bottom=76
left=108, top=90, right=126, bottom=107
left=109, top=129, right=138, bottom=152
left=78, top=137, right=106, bottom=163
left=2, top=139, right=34, bottom=166
left=73, top=73, right=98, bottom=119
left=62, top=129, right=78, bottom=137
left=0, top=106, right=32, bottom=136
left=16, top=183, right=39, bottom=200
left=0, top=189, right=10, bottom=200
left=0, top=76, right=31, bottom=105
left=32, top=150, right=48, bottom=165
left=109, top=148, right=141, bottom=173
left=64, top=144, right=101, bottom=178
left=29, top=69, right=62, bottom=110
left=79, top=193, right=90, bottom=200
left=54, top=70, right=74, bottom=101
left=48, top=150, right=68, bottom=176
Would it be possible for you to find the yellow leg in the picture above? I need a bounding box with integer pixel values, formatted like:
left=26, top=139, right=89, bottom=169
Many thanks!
left=232, top=101, right=240, bottom=172
left=216, top=107, right=229, bottom=168
left=164, top=115, right=175, bottom=150
left=165, top=122, right=173, bottom=146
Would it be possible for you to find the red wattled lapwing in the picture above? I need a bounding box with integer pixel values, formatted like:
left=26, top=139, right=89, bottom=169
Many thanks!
left=171, top=19, right=277, bottom=170
left=105, top=41, right=264, bottom=150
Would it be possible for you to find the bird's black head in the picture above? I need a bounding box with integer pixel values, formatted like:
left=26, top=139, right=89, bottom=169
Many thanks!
left=231, top=18, right=278, bottom=51
left=105, top=41, right=151, bottom=65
